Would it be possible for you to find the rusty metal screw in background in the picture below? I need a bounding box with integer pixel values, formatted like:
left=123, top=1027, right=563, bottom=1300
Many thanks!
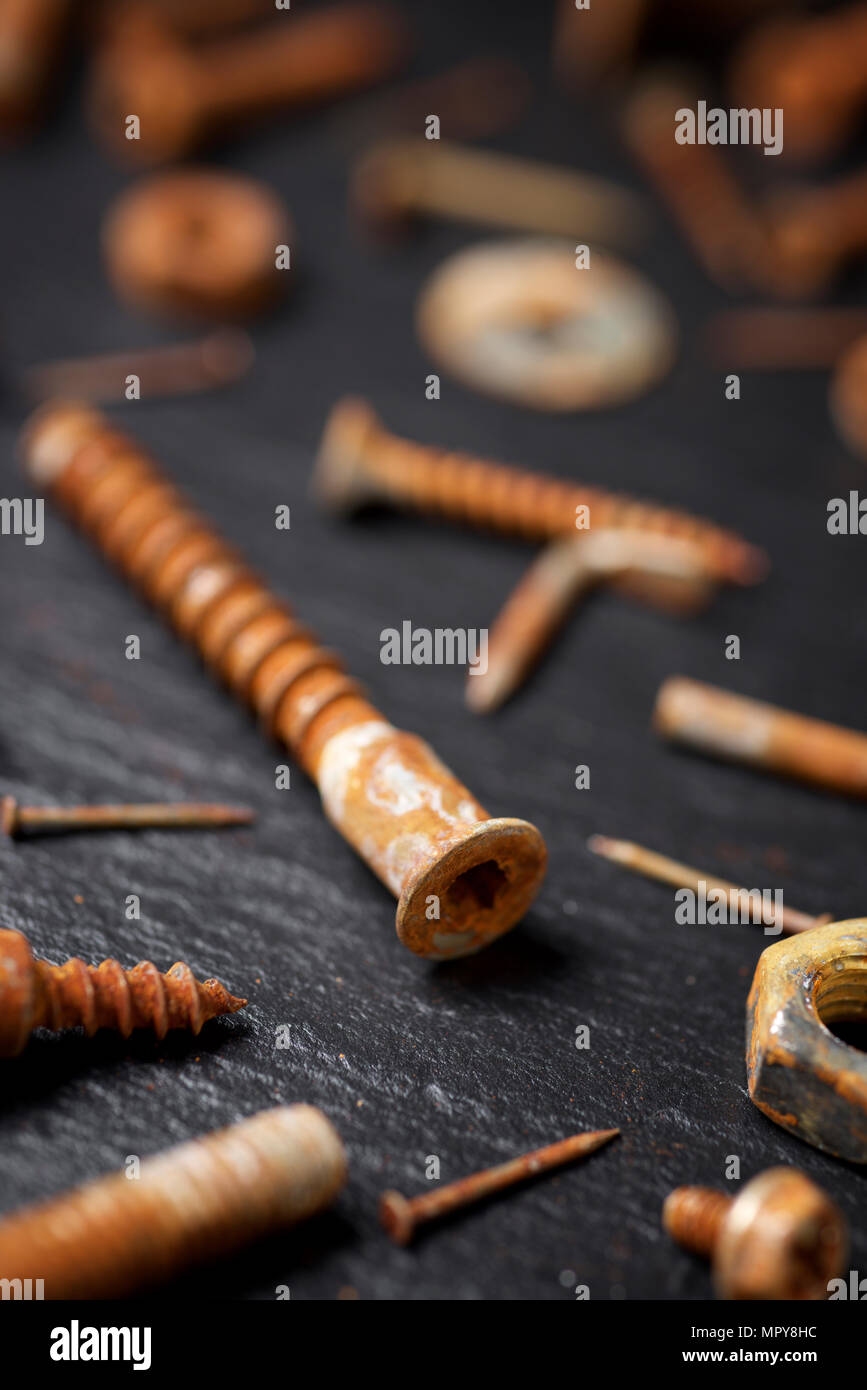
left=0, top=927, right=246, bottom=1058
left=0, top=1104, right=345, bottom=1297
left=21, top=402, right=547, bottom=961
left=663, top=1167, right=847, bottom=1300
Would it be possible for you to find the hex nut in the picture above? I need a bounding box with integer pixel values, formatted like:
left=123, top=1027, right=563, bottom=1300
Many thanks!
left=747, top=918, right=867, bottom=1163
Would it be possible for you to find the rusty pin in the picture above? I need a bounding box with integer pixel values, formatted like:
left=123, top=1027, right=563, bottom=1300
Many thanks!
left=21, top=402, right=546, bottom=961
left=468, top=530, right=715, bottom=715
left=315, top=397, right=767, bottom=589
left=353, top=137, right=648, bottom=250
left=663, top=1168, right=847, bottom=1300
left=0, top=1105, right=345, bottom=1298
left=0, top=927, right=245, bottom=1057
left=655, top=677, right=867, bottom=800
left=587, top=835, right=832, bottom=936
left=89, top=1, right=408, bottom=164
left=2, top=796, right=255, bottom=838
left=380, top=1126, right=619, bottom=1246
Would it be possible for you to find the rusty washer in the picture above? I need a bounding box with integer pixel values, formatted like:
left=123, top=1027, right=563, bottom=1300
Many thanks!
left=747, top=918, right=867, bottom=1164
left=102, top=169, right=291, bottom=322
left=415, top=239, right=676, bottom=412
left=21, top=403, right=547, bottom=960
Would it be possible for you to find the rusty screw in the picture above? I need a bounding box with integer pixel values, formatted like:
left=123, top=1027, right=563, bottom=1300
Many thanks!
left=1, top=795, right=255, bottom=838
left=654, top=676, right=867, bottom=800
left=352, top=137, right=648, bottom=249
left=0, top=926, right=246, bottom=1058
left=88, top=2, right=408, bottom=164
left=21, top=402, right=546, bottom=961
left=663, top=1168, right=847, bottom=1300
left=0, top=1104, right=345, bottom=1297
left=467, top=529, right=715, bottom=715
left=314, top=397, right=767, bottom=589
left=762, top=171, right=867, bottom=299
left=587, top=835, right=832, bottom=936
left=730, top=2, right=867, bottom=164
left=380, top=1126, right=619, bottom=1246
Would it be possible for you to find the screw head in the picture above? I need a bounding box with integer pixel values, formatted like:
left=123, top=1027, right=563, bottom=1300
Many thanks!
left=715, top=1167, right=847, bottom=1300
left=379, top=1190, right=415, bottom=1245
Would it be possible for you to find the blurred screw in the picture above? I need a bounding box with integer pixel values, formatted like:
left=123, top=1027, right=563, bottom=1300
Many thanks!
left=2, top=796, right=256, bottom=838
left=380, top=1127, right=619, bottom=1245
left=0, top=1105, right=345, bottom=1297
left=0, top=926, right=246, bottom=1057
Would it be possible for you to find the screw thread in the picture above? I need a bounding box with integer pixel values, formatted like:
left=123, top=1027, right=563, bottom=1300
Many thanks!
left=663, top=1186, right=732, bottom=1258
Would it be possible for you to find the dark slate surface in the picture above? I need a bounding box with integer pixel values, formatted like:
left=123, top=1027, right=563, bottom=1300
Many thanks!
left=0, top=0, right=865, bottom=1301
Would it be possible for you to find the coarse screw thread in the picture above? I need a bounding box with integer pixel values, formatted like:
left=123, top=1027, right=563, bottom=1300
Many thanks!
left=663, top=1186, right=732, bottom=1258
left=0, top=927, right=246, bottom=1057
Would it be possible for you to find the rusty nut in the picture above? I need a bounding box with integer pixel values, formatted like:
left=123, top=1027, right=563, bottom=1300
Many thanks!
left=747, top=918, right=867, bottom=1163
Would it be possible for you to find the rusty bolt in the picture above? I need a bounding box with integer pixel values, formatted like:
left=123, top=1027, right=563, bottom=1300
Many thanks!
left=762, top=170, right=867, bottom=299
left=380, top=1126, right=619, bottom=1245
left=352, top=137, right=648, bottom=250
left=21, top=403, right=546, bottom=961
left=747, top=918, right=867, bottom=1163
left=0, top=927, right=246, bottom=1058
left=88, top=2, right=408, bottom=164
left=0, top=1104, right=345, bottom=1297
left=654, top=676, right=867, bottom=799
left=2, top=795, right=254, bottom=837
left=730, top=3, right=867, bottom=164
left=831, top=332, right=867, bottom=460
left=663, top=1167, right=847, bottom=1299
left=314, top=397, right=767, bottom=589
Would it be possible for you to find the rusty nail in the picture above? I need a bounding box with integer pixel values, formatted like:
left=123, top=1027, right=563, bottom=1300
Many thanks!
left=1, top=796, right=255, bottom=838
left=314, top=397, right=768, bottom=588
left=467, top=530, right=715, bottom=715
left=0, top=926, right=246, bottom=1057
left=587, top=835, right=832, bottom=936
left=654, top=676, right=867, bottom=799
left=21, top=403, right=546, bottom=960
left=663, top=1168, right=847, bottom=1300
left=380, top=1126, right=619, bottom=1246
left=88, top=1, right=409, bottom=164
left=0, top=1105, right=345, bottom=1297
left=21, top=329, right=255, bottom=403
left=352, top=137, right=648, bottom=249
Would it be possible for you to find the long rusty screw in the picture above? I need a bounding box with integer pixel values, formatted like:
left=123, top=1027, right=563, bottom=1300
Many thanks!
left=0, top=927, right=246, bottom=1057
left=21, top=402, right=546, bottom=961
left=621, top=70, right=772, bottom=292
left=762, top=170, right=867, bottom=299
left=587, top=835, right=832, bottom=936
left=1, top=796, right=255, bottom=838
left=314, top=398, right=767, bottom=589
left=467, top=530, right=715, bottom=715
left=663, top=1168, right=847, bottom=1300
left=380, top=1126, right=619, bottom=1246
left=88, top=2, right=409, bottom=164
left=0, top=1105, right=345, bottom=1297
left=730, top=3, right=867, bottom=164
left=654, top=677, right=867, bottom=799
left=352, top=138, right=648, bottom=250
left=20, top=329, right=255, bottom=404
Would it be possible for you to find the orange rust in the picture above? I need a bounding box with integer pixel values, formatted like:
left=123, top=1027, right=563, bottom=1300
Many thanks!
left=0, top=927, right=245, bottom=1058
left=21, top=403, right=547, bottom=960
left=831, top=332, right=867, bottom=461
left=0, top=1105, right=346, bottom=1298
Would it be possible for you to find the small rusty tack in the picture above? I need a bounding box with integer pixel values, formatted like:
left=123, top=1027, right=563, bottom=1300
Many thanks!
left=2, top=796, right=255, bottom=838
left=315, top=397, right=768, bottom=588
left=21, top=403, right=546, bottom=961
left=0, top=927, right=246, bottom=1057
left=89, top=1, right=409, bottom=164
left=380, top=1127, right=619, bottom=1246
left=663, top=1168, right=847, bottom=1300
left=587, top=835, right=832, bottom=936
left=353, top=138, right=648, bottom=249
left=21, top=329, right=254, bottom=404
left=654, top=676, right=867, bottom=799
left=467, top=530, right=714, bottom=715
left=0, top=1105, right=345, bottom=1297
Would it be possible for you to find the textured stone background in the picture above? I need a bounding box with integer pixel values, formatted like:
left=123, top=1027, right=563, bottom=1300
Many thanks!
left=0, top=0, right=864, bottom=1300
